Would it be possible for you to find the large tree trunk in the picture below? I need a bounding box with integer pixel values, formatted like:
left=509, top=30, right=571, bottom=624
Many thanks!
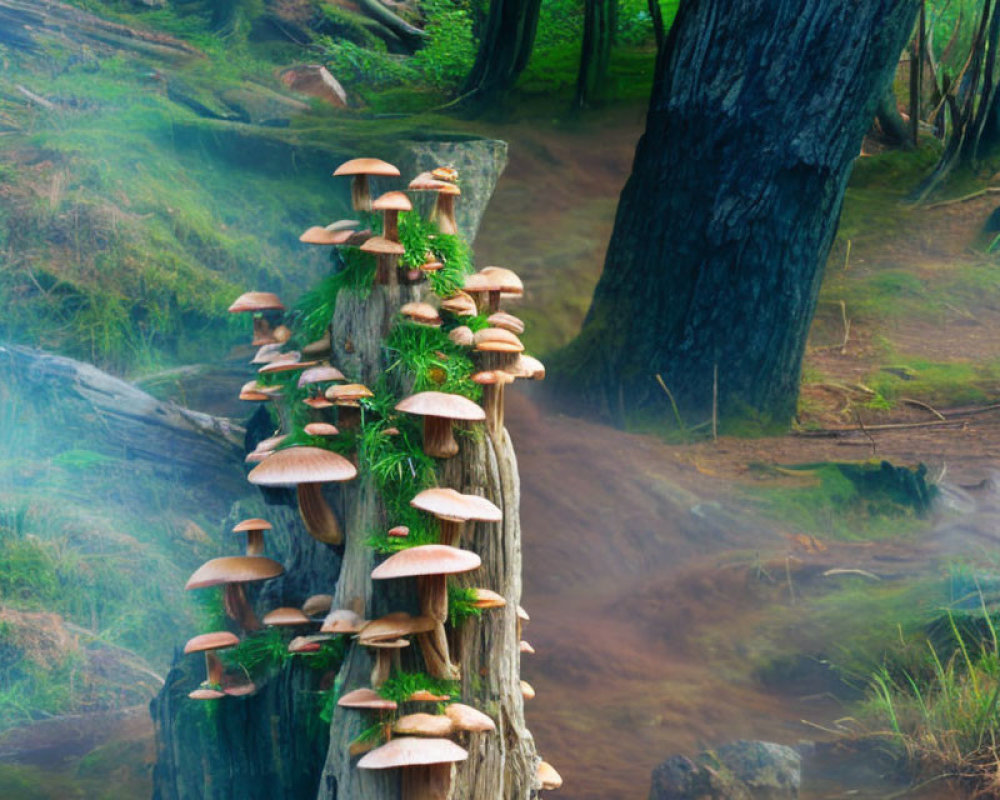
left=556, top=0, right=920, bottom=429
left=461, top=0, right=543, bottom=107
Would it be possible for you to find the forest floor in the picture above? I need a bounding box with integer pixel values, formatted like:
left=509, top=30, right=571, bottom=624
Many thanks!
left=5, top=101, right=1000, bottom=798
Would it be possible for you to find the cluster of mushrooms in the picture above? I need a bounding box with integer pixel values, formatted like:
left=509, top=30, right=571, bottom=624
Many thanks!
left=181, top=155, right=561, bottom=796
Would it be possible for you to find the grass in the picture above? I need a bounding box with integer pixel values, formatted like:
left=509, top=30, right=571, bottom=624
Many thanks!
left=741, top=461, right=935, bottom=542
left=862, top=590, right=1000, bottom=792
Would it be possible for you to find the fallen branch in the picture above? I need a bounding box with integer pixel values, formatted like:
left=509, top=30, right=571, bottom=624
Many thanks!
left=923, top=186, right=1000, bottom=209
left=356, top=0, right=427, bottom=46
left=901, top=397, right=946, bottom=420
left=823, top=568, right=881, bottom=580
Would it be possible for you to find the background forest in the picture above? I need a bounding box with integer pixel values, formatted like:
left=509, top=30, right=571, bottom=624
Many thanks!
left=4, top=0, right=1000, bottom=798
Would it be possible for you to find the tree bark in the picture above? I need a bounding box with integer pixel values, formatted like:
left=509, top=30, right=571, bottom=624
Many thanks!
left=556, top=0, right=920, bottom=429
left=460, top=0, right=543, bottom=107
left=574, top=0, right=617, bottom=108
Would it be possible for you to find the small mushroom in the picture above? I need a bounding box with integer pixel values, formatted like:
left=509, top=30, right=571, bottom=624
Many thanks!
left=357, top=737, right=468, bottom=800
left=410, top=487, right=502, bottom=547
left=372, top=190, right=413, bottom=242
left=232, top=518, right=272, bottom=556
left=408, top=172, right=463, bottom=236
left=395, top=391, right=485, bottom=459
left=333, top=158, right=400, bottom=212
left=185, top=556, right=285, bottom=631
left=184, top=631, right=239, bottom=696
left=228, top=291, right=286, bottom=346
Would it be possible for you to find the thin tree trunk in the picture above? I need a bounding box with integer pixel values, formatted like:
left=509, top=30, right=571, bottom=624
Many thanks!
left=575, top=0, right=617, bottom=108
left=461, top=0, right=543, bottom=107
left=555, top=0, right=920, bottom=429
left=647, top=0, right=665, bottom=51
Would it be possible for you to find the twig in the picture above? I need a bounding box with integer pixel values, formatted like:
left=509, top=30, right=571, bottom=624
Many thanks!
left=901, top=397, right=946, bottom=420
left=823, top=568, right=881, bottom=580
left=655, top=374, right=686, bottom=431
left=15, top=84, right=57, bottom=110
left=923, top=186, right=1000, bottom=209
left=839, top=300, right=851, bottom=354
left=712, top=364, right=718, bottom=442
left=843, top=239, right=852, bottom=271
left=855, top=411, right=877, bottom=455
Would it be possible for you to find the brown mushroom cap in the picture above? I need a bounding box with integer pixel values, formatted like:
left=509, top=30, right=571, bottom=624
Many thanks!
left=359, top=613, right=436, bottom=642
left=298, top=366, right=346, bottom=387
left=321, top=609, right=367, bottom=634
left=487, top=311, right=525, bottom=335
left=440, top=292, right=477, bottom=317
left=520, top=680, right=535, bottom=700
left=445, top=703, right=496, bottom=733
left=239, top=381, right=271, bottom=402
left=448, top=326, right=474, bottom=347
left=304, top=395, right=335, bottom=409
left=395, top=392, right=485, bottom=422
left=252, top=343, right=286, bottom=364
left=400, top=302, right=442, bottom=327
left=519, top=640, right=535, bottom=654
left=247, top=446, right=357, bottom=486
left=300, top=226, right=355, bottom=245
left=371, top=544, right=481, bottom=580
left=508, top=354, right=546, bottom=380
left=263, top=607, right=312, bottom=626
left=388, top=525, right=410, bottom=538
left=470, top=588, right=506, bottom=609
left=410, top=487, right=502, bottom=524
left=189, top=687, right=226, bottom=700
left=338, top=687, right=398, bottom=711
left=259, top=358, right=320, bottom=375
left=184, top=631, right=240, bottom=654
left=288, top=634, right=334, bottom=653
left=325, top=383, right=374, bottom=402
left=357, top=737, right=468, bottom=770
left=474, top=328, right=524, bottom=353
left=393, top=713, right=455, bottom=737
left=185, top=556, right=285, bottom=590
left=361, top=236, right=405, bottom=255
left=372, top=190, right=413, bottom=212
left=228, top=292, right=285, bottom=313
left=304, top=422, right=339, bottom=436
left=517, top=605, right=530, bottom=623
left=478, top=266, right=524, bottom=297
left=537, top=761, right=563, bottom=790
left=302, top=594, right=334, bottom=617
left=334, top=158, right=400, bottom=178
left=408, top=172, right=462, bottom=196
left=232, top=518, right=272, bottom=534
left=407, top=690, right=452, bottom=702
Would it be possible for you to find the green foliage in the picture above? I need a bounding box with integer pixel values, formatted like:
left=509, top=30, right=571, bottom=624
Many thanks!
left=377, top=670, right=459, bottom=704
left=385, top=322, right=480, bottom=398
left=448, top=583, right=482, bottom=627
left=397, top=212, right=474, bottom=297
left=743, top=461, right=936, bottom=541
left=410, top=0, right=477, bottom=89
left=863, top=599, right=1000, bottom=787
left=321, top=38, right=419, bottom=91
left=222, top=628, right=292, bottom=675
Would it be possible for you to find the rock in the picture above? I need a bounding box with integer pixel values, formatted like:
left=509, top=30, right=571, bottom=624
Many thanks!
left=218, top=84, right=311, bottom=127
left=279, top=65, right=348, bottom=108
left=649, top=741, right=801, bottom=800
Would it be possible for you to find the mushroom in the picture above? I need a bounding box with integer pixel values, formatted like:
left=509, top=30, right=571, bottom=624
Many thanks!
left=463, top=268, right=524, bottom=313
left=262, top=607, right=312, bottom=627
left=393, top=713, right=455, bottom=737
left=321, top=608, right=367, bottom=634
left=232, top=518, right=272, bottom=556
left=357, top=737, right=468, bottom=800
left=536, top=761, right=563, bottom=791
left=239, top=380, right=271, bottom=402
left=448, top=326, right=474, bottom=347
left=300, top=226, right=356, bottom=245
left=486, top=311, right=525, bottom=335
left=444, top=703, right=496, bottom=733
left=471, top=369, right=515, bottom=436
left=400, top=302, right=442, bottom=327
left=325, top=383, right=374, bottom=429
left=395, top=391, right=485, bottom=459
left=297, top=365, right=346, bottom=388
left=289, top=634, right=335, bottom=653
left=408, top=172, right=463, bottom=236
left=519, top=640, right=535, bottom=654
left=517, top=604, right=529, bottom=640
left=410, top=487, right=502, bottom=547
left=361, top=236, right=406, bottom=285
left=304, top=422, right=339, bottom=437
left=228, top=291, right=286, bottom=346
left=371, top=545, right=481, bottom=680
left=302, top=594, right=334, bottom=617
left=469, top=588, right=506, bottom=610
left=362, top=637, right=410, bottom=688
left=247, top=446, right=358, bottom=545
left=439, top=291, right=478, bottom=318
left=372, top=190, right=413, bottom=242
left=333, top=158, right=401, bottom=212
left=185, top=556, right=285, bottom=631
left=184, top=631, right=239, bottom=696
left=520, top=680, right=535, bottom=700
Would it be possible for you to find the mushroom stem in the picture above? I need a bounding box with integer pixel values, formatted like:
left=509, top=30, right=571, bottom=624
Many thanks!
left=246, top=530, right=264, bottom=556
left=480, top=383, right=505, bottom=436
left=437, top=519, right=462, bottom=548
left=375, top=254, right=398, bottom=286
left=351, top=175, right=372, bottom=212
left=251, top=316, right=277, bottom=346
left=431, top=195, right=458, bottom=236
left=416, top=574, right=459, bottom=680
left=486, top=290, right=501, bottom=313
left=422, top=415, right=459, bottom=459
left=383, top=210, right=400, bottom=242
left=223, top=583, right=262, bottom=631
left=403, top=763, right=453, bottom=800
left=205, top=652, right=224, bottom=686
left=371, top=649, right=392, bottom=688
left=297, top=482, right=343, bottom=545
